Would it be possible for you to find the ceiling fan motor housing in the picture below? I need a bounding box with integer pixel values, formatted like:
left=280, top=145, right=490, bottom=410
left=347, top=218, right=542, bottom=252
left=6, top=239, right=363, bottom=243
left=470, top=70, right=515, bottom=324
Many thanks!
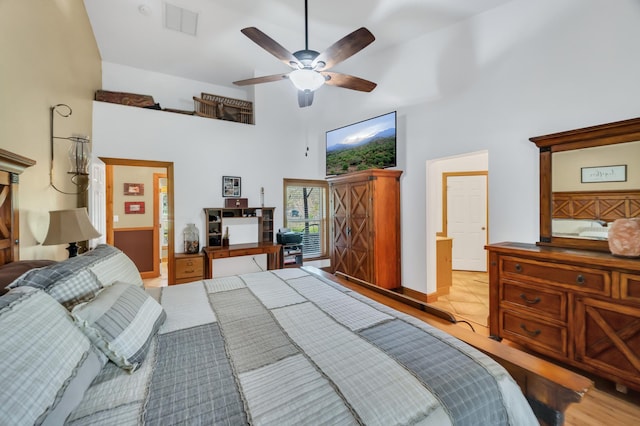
left=292, top=49, right=323, bottom=70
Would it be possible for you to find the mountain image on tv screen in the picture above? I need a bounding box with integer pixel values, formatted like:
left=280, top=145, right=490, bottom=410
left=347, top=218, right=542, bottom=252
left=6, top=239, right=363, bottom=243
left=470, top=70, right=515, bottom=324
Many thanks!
left=326, top=111, right=396, bottom=176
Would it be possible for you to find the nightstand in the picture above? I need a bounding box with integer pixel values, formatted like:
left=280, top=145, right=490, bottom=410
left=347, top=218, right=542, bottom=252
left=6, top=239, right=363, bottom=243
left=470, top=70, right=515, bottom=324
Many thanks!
left=173, top=253, right=204, bottom=284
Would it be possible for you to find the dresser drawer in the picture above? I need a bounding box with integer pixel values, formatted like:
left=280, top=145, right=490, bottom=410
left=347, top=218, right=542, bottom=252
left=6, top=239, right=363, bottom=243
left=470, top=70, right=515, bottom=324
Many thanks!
left=501, top=310, right=567, bottom=357
left=501, top=281, right=566, bottom=322
left=175, top=255, right=204, bottom=280
left=621, top=273, right=640, bottom=304
left=501, top=256, right=610, bottom=296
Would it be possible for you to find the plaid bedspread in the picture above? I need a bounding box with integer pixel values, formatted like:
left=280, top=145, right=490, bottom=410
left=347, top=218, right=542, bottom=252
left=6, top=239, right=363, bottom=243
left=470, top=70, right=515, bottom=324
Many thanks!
left=67, top=269, right=537, bottom=425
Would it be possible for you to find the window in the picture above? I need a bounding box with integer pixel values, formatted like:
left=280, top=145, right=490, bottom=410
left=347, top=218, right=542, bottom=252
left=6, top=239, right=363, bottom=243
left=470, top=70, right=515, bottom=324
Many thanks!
left=283, top=179, right=329, bottom=259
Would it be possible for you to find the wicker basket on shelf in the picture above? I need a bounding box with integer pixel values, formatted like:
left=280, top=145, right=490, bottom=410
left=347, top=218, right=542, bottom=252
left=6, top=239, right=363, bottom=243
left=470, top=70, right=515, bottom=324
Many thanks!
left=193, top=93, right=253, bottom=124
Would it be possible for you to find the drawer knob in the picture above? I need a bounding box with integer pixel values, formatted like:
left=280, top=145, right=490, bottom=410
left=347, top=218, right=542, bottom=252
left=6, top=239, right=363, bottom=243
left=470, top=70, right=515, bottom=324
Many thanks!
left=519, top=293, right=541, bottom=305
left=185, top=269, right=195, bottom=273
left=520, top=323, right=541, bottom=337
left=576, top=274, right=585, bottom=285
left=514, top=263, right=522, bottom=273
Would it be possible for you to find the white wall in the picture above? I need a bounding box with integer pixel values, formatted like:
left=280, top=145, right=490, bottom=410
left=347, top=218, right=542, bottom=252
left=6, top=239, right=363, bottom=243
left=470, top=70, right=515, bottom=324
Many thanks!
left=101, top=62, right=251, bottom=111
left=93, top=0, right=640, bottom=292
left=92, top=65, right=321, bottom=252
left=302, top=0, right=640, bottom=293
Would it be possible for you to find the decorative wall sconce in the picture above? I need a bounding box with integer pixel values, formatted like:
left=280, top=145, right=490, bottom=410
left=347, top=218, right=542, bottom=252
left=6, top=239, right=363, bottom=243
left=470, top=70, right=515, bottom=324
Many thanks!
left=50, top=104, right=91, bottom=194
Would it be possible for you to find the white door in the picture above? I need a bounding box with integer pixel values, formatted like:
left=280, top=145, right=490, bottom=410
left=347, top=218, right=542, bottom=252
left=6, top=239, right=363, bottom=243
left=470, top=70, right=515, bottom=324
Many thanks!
left=446, top=175, right=487, bottom=271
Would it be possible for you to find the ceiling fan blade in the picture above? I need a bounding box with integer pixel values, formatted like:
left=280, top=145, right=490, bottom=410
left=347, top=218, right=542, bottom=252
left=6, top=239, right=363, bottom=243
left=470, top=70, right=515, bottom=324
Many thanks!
left=233, top=73, right=290, bottom=86
left=322, top=72, right=377, bottom=92
left=298, top=90, right=314, bottom=108
left=312, top=27, right=375, bottom=71
left=241, top=27, right=300, bottom=68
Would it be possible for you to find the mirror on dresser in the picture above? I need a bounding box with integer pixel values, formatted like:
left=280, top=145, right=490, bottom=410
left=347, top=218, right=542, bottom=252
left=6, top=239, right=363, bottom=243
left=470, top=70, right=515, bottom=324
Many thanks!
left=530, top=117, right=640, bottom=252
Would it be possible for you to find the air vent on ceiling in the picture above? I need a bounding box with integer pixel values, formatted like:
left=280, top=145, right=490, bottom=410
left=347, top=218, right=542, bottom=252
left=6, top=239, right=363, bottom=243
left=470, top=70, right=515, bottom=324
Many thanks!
left=164, top=3, right=198, bottom=36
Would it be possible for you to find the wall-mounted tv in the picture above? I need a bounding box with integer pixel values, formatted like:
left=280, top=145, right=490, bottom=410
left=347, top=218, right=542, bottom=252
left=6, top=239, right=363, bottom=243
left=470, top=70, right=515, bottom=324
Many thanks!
left=325, top=111, right=397, bottom=176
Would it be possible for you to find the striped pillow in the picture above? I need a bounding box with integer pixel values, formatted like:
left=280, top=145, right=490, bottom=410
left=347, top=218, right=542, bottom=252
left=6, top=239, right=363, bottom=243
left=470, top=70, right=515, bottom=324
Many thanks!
left=7, top=244, right=124, bottom=309
left=0, top=287, right=103, bottom=425
left=72, top=282, right=166, bottom=372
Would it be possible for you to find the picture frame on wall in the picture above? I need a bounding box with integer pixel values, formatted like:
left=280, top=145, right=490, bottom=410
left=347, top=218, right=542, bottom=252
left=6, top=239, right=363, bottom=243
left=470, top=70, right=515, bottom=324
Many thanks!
left=125, top=201, right=145, bottom=214
left=580, top=165, right=627, bottom=183
left=222, top=176, right=241, bottom=197
left=124, top=183, right=144, bottom=195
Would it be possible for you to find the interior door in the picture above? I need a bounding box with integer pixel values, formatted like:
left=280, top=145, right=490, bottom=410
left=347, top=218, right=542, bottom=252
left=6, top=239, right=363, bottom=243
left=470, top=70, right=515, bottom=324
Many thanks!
left=445, top=174, right=487, bottom=271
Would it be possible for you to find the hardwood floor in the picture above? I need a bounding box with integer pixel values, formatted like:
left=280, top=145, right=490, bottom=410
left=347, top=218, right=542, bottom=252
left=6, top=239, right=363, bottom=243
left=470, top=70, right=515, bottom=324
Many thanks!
left=430, top=271, right=640, bottom=426
left=143, top=261, right=168, bottom=288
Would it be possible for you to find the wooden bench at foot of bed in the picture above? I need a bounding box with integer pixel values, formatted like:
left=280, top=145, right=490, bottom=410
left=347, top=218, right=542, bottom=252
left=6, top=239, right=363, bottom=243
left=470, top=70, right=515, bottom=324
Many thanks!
left=303, top=266, right=593, bottom=426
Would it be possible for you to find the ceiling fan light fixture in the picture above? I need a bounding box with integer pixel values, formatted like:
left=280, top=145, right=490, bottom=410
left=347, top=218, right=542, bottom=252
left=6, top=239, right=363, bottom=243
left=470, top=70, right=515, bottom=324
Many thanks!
left=289, top=69, right=325, bottom=92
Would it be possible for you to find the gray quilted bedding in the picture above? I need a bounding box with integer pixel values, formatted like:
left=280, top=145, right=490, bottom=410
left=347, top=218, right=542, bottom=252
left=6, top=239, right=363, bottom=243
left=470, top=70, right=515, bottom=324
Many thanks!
left=66, top=269, right=537, bottom=425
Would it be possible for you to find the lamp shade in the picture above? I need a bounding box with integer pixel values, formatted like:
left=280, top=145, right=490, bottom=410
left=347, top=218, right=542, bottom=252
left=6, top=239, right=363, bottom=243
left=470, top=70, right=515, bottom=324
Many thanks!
left=43, top=208, right=101, bottom=246
left=289, top=69, right=325, bottom=92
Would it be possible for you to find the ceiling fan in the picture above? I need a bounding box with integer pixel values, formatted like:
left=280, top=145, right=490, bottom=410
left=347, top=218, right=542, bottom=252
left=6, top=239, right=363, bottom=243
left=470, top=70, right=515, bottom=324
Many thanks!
left=233, top=0, right=377, bottom=108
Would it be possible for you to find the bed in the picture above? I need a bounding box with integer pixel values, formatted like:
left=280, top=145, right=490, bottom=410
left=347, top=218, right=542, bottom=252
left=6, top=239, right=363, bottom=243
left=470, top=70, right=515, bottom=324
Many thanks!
left=0, top=149, right=591, bottom=426
left=552, top=190, right=640, bottom=239
left=1, top=244, right=538, bottom=425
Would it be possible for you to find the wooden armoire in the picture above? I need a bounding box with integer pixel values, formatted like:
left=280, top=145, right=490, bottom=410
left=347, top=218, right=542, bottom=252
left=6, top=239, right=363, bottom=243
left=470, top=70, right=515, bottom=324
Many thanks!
left=327, top=169, right=402, bottom=289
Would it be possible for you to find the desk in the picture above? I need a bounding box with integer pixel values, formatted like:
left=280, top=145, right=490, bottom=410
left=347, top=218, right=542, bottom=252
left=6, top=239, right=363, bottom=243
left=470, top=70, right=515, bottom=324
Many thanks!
left=202, top=242, right=282, bottom=279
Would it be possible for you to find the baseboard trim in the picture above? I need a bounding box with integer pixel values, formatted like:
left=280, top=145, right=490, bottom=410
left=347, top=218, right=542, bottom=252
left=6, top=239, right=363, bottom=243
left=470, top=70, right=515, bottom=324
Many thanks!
left=401, top=286, right=439, bottom=303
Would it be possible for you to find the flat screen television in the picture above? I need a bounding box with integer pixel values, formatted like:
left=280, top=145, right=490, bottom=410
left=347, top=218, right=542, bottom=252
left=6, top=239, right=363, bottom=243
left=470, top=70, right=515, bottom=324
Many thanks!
left=325, top=111, right=397, bottom=176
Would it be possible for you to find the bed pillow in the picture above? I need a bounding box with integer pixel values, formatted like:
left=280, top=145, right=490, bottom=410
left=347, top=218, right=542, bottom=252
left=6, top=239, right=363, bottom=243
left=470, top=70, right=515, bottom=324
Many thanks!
left=0, top=287, right=104, bottom=425
left=6, top=245, right=122, bottom=308
left=0, top=260, right=57, bottom=295
left=7, top=245, right=142, bottom=309
left=552, top=218, right=603, bottom=235
left=89, top=251, right=143, bottom=288
left=71, top=282, right=166, bottom=372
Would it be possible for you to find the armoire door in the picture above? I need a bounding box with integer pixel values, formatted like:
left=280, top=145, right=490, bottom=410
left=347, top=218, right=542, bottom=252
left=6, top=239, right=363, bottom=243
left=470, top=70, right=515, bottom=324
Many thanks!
left=331, top=182, right=350, bottom=275
left=347, top=180, right=372, bottom=282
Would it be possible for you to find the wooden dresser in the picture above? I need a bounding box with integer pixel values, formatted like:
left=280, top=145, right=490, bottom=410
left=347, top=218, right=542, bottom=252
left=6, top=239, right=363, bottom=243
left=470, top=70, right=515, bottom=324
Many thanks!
left=486, top=242, right=640, bottom=391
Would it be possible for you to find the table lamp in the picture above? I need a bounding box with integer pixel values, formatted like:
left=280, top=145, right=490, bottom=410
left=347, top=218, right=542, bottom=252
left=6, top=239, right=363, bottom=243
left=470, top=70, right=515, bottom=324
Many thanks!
left=42, top=208, right=101, bottom=257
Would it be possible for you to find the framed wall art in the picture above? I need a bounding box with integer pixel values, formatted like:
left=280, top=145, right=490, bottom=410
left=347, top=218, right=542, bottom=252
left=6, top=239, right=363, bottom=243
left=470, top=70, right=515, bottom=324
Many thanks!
left=125, top=201, right=145, bottom=214
left=580, top=165, right=627, bottom=183
left=222, top=176, right=241, bottom=197
left=124, top=183, right=144, bottom=195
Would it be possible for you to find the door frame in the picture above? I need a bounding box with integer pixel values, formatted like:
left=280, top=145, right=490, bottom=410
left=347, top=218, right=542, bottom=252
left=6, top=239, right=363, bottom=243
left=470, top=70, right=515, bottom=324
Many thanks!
left=154, top=173, right=168, bottom=263
left=100, top=157, right=174, bottom=283
left=442, top=171, right=488, bottom=270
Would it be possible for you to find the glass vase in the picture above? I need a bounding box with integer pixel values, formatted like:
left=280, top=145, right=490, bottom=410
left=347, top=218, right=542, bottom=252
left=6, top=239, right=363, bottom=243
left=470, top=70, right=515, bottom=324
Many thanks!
left=183, top=223, right=200, bottom=253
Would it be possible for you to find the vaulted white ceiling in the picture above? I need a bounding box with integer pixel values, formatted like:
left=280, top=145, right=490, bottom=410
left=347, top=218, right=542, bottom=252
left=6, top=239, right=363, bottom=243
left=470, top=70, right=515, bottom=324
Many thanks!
left=84, top=0, right=513, bottom=92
